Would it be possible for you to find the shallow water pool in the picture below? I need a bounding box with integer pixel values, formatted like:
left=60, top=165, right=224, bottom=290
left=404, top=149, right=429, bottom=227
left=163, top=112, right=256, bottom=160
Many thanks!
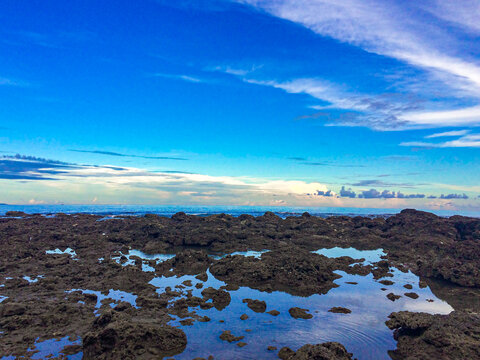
left=1, top=336, right=82, bottom=360
left=148, top=248, right=452, bottom=360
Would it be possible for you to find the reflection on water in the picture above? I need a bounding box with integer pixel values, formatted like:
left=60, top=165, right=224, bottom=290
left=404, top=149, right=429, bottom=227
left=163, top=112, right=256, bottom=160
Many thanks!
left=112, top=249, right=270, bottom=272
left=66, top=288, right=139, bottom=315
left=313, top=247, right=386, bottom=264
left=148, top=248, right=452, bottom=360
left=1, top=336, right=82, bottom=360
left=149, top=270, right=226, bottom=301
left=210, top=250, right=270, bottom=260
left=424, top=277, right=480, bottom=312
left=2, top=248, right=455, bottom=359
left=112, top=249, right=175, bottom=272
left=23, top=275, right=44, bottom=284
left=45, top=248, right=77, bottom=259
left=29, top=337, right=82, bottom=360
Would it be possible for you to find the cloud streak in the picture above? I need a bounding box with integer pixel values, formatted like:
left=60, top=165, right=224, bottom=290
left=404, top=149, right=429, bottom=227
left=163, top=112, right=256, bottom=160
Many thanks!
left=289, top=157, right=365, bottom=168
left=233, top=0, right=480, bottom=129
left=69, top=149, right=188, bottom=160
left=236, top=0, right=480, bottom=92
left=0, top=155, right=81, bottom=180
left=243, top=77, right=422, bottom=129
left=401, top=133, right=480, bottom=148
left=425, top=130, right=470, bottom=138
left=152, top=73, right=204, bottom=83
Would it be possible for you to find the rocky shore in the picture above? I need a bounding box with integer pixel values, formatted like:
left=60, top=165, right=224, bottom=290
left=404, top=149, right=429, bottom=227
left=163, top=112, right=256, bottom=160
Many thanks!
left=0, top=209, right=479, bottom=359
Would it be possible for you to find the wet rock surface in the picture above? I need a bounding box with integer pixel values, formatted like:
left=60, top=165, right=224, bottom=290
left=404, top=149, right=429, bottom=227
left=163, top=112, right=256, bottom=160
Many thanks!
left=328, top=307, right=352, bottom=314
left=219, top=330, right=244, bottom=343
left=278, top=342, right=354, bottom=360
left=243, top=298, right=267, bottom=313
left=0, top=209, right=479, bottom=358
left=289, top=307, right=313, bottom=319
left=387, top=293, right=402, bottom=301
left=386, top=311, right=480, bottom=359
left=201, top=287, right=231, bottom=311
left=209, top=249, right=363, bottom=296
left=82, top=311, right=187, bottom=359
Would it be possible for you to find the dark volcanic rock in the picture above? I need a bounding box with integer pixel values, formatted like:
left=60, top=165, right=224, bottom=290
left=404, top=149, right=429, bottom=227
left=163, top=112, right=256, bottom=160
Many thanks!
left=378, top=280, right=394, bottom=286
left=386, top=311, right=480, bottom=359
left=278, top=342, right=353, bottom=359
left=384, top=209, right=480, bottom=287
left=328, top=307, right=351, bottom=314
left=5, top=211, right=27, bottom=217
left=201, top=287, right=231, bottom=311
left=163, top=249, right=212, bottom=275
left=289, top=307, right=313, bottom=319
left=210, top=249, right=357, bottom=296
left=242, top=298, right=266, bottom=313
left=386, top=293, right=401, bottom=301
left=0, top=302, right=26, bottom=317
left=1, top=209, right=480, bottom=357
left=425, top=278, right=480, bottom=312
left=82, top=312, right=187, bottom=359
left=404, top=292, right=419, bottom=299
left=219, top=330, right=244, bottom=343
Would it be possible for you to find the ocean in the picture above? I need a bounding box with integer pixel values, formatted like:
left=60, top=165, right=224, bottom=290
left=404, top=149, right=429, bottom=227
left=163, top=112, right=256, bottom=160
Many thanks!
left=1, top=204, right=479, bottom=218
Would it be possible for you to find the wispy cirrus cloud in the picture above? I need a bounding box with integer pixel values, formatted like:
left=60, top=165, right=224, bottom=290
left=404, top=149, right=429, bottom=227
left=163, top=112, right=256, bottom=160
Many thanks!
left=421, top=1, right=480, bottom=34
left=231, top=0, right=480, bottom=129
left=242, top=77, right=422, bottom=129
left=235, top=0, right=480, bottom=92
left=152, top=73, right=204, bottom=83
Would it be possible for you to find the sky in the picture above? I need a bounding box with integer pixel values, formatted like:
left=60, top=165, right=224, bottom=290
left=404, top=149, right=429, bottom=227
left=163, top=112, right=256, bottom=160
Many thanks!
left=1, top=0, right=480, bottom=212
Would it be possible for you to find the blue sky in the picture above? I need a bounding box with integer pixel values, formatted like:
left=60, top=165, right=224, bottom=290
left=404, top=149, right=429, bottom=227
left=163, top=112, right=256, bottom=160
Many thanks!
left=1, top=0, right=480, bottom=211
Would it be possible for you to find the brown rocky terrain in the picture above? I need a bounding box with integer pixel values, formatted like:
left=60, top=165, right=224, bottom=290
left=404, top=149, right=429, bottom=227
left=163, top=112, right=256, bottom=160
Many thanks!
left=386, top=311, right=480, bottom=359
left=0, top=209, right=479, bottom=358
left=278, top=342, right=354, bottom=359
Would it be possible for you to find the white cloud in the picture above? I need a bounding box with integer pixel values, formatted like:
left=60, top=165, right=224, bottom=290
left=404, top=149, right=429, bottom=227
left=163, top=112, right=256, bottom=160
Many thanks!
left=3, top=156, right=478, bottom=209
left=235, top=0, right=480, bottom=92
left=0, top=158, right=334, bottom=205
left=244, top=78, right=367, bottom=111
left=234, top=0, right=480, bottom=128
left=401, top=134, right=480, bottom=148
left=400, top=106, right=480, bottom=126
left=425, top=130, right=470, bottom=138
left=422, top=0, right=480, bottom=34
